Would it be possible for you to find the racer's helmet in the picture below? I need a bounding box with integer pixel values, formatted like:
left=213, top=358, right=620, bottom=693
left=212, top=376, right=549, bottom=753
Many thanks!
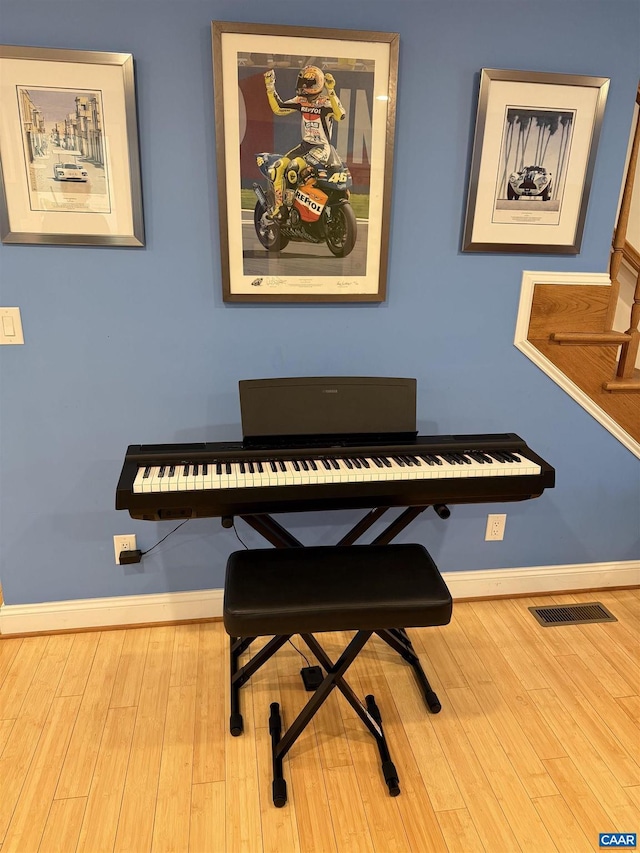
left=296, top=66, right=325, bottom=98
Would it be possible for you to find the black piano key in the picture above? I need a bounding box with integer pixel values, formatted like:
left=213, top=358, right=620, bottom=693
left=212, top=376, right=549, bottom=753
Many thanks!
left=239, top=461, right=245, bottom=473
left=270, top=460, right=277, bottom=472
left=216, top=462, right=222, bottom=475
left=248, top=461, right=254, bottom=473
left=344, top=458, right=354, bottom=469
left=158, top=466, right=166, bottom=478
left=309, top=460, right=318, bottom=470
left=293, top=460, right=300, bottom=471
left=300, top=459, right=309, bottom=471
left=322, top=459, right=331, bottom=470
left=168, top=465, right=176, bottom=477
left=279, top=460, right=287, bottom=472
left=203, top=464, right=208, bottom=475
left=257, top=461, right=264, bottom=473
left=225, top=462, right=232, bottom=474
left=330, top=459, right=340, bottom=470
left=193, top=464, right=199, bottom=475
left=352, top=458, right=362, bottom=469
left=372, top=458, right=383, bottom=468
left=360, top=458, right=370, bottom=468
left=380, top=457, right=392, bottom=467
left=421, top=454, right=442, bottom=465
left=144, top=466, right=151, bottom=478
left=392, top=457, right=406, bottom=467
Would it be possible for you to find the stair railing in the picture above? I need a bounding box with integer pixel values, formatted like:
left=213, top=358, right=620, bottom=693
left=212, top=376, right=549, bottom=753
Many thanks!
left=611, top=83, right=640, bottom=380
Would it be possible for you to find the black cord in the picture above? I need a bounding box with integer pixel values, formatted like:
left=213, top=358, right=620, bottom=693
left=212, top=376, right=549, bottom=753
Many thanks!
left=232, top=520, right=249, bottom=549
left=288, top=637, right=311, bottom=667
left=141, top=518, right=190, bottom=556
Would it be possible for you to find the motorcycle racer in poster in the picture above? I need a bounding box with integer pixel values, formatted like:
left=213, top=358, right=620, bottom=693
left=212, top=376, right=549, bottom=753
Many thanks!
left=263, top=65, right=346, bottom=221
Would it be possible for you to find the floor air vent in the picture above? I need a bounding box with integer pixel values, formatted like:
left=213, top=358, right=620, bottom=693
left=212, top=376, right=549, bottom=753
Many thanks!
left=528, top=602, right=617, bottom=627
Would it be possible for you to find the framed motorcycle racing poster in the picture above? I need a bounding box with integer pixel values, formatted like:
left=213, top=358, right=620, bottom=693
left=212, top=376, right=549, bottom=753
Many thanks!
left=211, top=22, right=399, bottom=302
left=462, top=68, right=609, bottom=254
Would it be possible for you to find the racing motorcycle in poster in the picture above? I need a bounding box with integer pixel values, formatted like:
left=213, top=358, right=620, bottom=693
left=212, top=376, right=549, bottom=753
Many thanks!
left=252, top=150, right=357, bottom=258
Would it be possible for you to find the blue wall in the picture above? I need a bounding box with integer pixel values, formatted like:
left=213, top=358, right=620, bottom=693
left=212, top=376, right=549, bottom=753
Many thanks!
left=1, top=0, right=639, bottom=606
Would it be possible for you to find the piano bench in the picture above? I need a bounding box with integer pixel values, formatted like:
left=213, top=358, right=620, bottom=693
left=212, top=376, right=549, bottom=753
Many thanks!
left=223, top=543, right=452, bottom=807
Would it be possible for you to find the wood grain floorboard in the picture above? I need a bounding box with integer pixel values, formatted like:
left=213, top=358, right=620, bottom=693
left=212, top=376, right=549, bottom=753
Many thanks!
left=0, top=590, right=637, bottom=852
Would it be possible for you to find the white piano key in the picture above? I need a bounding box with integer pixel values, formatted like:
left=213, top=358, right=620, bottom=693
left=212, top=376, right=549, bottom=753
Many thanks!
left=131, top=447, right=542, bottom=498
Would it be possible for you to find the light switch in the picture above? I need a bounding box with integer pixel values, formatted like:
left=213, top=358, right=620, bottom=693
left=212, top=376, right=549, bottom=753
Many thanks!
left=0, top=308, right=24, bottom=345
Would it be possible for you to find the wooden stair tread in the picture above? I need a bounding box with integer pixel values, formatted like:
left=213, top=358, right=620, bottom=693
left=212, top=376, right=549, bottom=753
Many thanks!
left=532, top=341, right=640, bottom=441
left=603, top=369, right=640, bottom=392
left=551, top=331, right=632, bottom=345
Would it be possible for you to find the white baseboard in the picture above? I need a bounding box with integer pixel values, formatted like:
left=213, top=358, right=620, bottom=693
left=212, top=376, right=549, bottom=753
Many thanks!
left=0, top=561, right=637, bottom=636
left=444, top=560, right=638, bottom=600
left=0, top=588, right=224, bottom=636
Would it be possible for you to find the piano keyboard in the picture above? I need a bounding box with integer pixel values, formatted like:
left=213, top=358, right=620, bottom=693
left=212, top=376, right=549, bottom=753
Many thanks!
left=132, top=450, right=541, bottom=494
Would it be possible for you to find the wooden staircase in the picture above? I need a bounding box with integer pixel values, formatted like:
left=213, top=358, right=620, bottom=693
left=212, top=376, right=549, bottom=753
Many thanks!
left=550, top=83, right=640, bottom=394
left=527, top=281, right=640, bottom=442
left=523, top=84, right=640, bottom=447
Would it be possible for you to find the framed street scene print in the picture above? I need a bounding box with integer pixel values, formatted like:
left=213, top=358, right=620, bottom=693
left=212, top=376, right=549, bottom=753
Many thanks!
left=0, top=45, right=145, bottom=247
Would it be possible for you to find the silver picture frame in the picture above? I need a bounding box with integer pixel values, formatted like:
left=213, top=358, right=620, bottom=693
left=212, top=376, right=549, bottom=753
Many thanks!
left=462, top=68, right=609, bottom=254
left=0, top=45, right=144, bottom=247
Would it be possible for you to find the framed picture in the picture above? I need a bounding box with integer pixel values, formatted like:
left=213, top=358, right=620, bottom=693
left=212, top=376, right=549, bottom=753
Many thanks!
left=211, top=21, right=399, bottom=302
left=0, top=45, right=144, bottom=247
left=462, top=68, right=609, bottom=254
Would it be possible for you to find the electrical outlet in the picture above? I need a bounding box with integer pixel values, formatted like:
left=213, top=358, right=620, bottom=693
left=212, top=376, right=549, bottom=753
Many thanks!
left=485, top=513, right=506, bottom=541
left=114, top=534, right=137, bottom=564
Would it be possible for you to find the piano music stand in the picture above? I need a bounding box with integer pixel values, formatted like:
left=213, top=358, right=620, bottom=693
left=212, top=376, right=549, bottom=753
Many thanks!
left=228, top=503, right=445, bottom=735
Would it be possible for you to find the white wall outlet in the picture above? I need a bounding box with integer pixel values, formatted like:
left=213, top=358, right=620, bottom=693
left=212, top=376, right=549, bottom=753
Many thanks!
left=114, top=534, right=137, bottom=564
left=485, top=513, right=506, bottom=541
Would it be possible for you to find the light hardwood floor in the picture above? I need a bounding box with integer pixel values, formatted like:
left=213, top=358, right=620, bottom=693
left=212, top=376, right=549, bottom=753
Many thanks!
left=0, top=588, right=638, bottom=852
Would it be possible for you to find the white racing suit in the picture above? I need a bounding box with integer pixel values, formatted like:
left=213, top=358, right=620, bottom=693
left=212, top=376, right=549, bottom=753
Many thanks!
left=264, top=74, right=346, bottom=218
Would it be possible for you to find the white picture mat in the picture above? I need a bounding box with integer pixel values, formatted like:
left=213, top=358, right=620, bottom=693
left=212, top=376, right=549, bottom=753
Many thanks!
left=0, top=55, right=134, bottom=237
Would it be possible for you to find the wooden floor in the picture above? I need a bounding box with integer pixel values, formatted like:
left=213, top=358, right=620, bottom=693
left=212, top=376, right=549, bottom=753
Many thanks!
left=0, top=588, right=638, bottom=852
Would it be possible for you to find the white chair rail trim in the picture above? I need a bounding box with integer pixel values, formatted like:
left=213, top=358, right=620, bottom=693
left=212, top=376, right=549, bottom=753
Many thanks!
left=1, top=560, right=637, bottom=636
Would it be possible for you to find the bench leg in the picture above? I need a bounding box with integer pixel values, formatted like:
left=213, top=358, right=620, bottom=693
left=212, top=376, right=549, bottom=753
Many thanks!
left=268, top=631, right=401, bottom=806
left=365, top=694, right=400, bottom=796
left=376, top=628, right=442, bottom=713
left=230, top=634, right=291, bottom=735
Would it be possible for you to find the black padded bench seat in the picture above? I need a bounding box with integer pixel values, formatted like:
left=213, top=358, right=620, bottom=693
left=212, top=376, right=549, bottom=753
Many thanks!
left=224, top=543, right=452, bottom=636
left=223, top=543, right=453, bottom=807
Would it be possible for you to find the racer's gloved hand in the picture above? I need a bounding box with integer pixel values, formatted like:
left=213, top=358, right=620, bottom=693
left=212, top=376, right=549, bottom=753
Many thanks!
left=324, top=72, right=335, bottom=91
left=264, top=69, right=276, bottom=92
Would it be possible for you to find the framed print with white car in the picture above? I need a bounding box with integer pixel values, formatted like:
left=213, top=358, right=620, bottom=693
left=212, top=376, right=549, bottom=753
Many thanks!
left=211, top=21, right=399, bottom=302
left=0, top=45, right=144, bottom=246
left=462, top=68, right=609, bottom=254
